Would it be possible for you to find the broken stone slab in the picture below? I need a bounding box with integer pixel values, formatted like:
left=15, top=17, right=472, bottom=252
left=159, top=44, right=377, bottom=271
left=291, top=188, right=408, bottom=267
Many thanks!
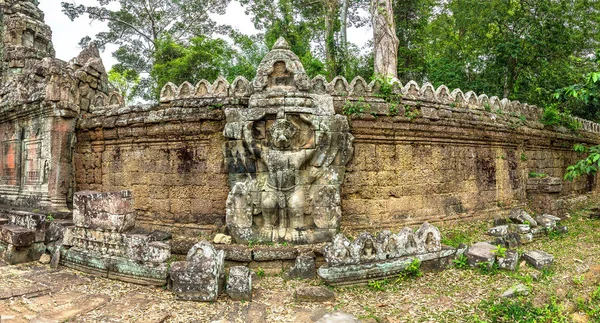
left=286, top=253, right=316, bottom=279
left=50, top=246, right=61, bottom=269
left=501, top=283, right=530, bottom=298
left=466, top=242, right=496, bottom=267
left=541, top=214, right=562, bottom=222
left=522, top=250, right=554, bottom=270
left=226, top=266, right=252, bottom=301
left=556, top=225, right=568, bottom=234
left=487, top=225, right=508, bottom=237
left=318, top=248, right=456, bottom=285
left=148, top=230, right=172, bottom=241
left=170, top=241, right=225, bottom=301
left=509, top=208, right=537, bottom=227
left=520, top=233, right=534, bottom=244
left=497, top=250, right=519, bottom=271
left=73, top=190, right=135, bottom=232
left=315, top=311, right=360, bottom=323
left=294, top=286, right=335, bottom=302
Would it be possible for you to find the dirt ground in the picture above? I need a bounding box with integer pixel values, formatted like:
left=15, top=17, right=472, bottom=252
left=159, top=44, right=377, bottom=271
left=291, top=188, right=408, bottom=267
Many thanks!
left=0, top=204, right=599, bottom=323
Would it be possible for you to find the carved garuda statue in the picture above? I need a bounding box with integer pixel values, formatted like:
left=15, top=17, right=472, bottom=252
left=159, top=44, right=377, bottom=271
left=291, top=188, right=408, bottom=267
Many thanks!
left=223, top=38, right=354, bottom=244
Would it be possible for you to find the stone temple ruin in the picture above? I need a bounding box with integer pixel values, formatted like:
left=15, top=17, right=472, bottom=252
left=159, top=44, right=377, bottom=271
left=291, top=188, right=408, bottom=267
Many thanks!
left=0, top=0, right=599, bottom=300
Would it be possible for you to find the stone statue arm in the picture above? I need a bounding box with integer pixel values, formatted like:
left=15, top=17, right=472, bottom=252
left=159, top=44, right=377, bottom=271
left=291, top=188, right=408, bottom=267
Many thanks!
left=242, top=122, right=263, bottom=159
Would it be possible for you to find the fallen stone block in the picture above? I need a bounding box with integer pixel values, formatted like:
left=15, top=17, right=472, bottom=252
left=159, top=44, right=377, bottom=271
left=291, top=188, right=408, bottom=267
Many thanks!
left=170, top=241, right=225, bottom=301
left=523, top=250, right=554, bottom=269
left=497, top=250, right=519, bottom=271
left=509, top=208, right=537, bottom=227
left=45, top=219, right=74, bottom=243
left=39, top=253, right=51, bottom=264
left=466, top=242, right=496, bottom=267
left=520, top=233, right=534, bottom=244
left=215, top=244, right=253, bottom=262
left=535, top=215, right=556, bottom=230
left=286, top=253, right=316, bottom=279
left=295, top=286, right=335, bottom=302
left=0, top=224, right=36, bottom=247
left=252, top=246, right=298, bottom=261
left=227, top=266, right=252, bottom=301
left=487, top=225, right=508, bottom=237
left=501, top=283, right=530, bottom=298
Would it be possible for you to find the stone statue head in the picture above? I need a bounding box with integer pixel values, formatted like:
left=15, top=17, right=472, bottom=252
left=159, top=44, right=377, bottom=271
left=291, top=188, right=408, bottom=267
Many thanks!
left=269, top=119, right=298, bottom=149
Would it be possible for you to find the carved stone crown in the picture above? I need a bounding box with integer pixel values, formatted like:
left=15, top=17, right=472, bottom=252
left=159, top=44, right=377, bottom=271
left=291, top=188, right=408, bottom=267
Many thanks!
left=252, top=37, right=310, bottom=92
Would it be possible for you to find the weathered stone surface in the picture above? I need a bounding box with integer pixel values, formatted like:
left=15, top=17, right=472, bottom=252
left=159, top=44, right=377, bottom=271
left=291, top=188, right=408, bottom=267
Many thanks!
left=466, top=242, right=496, bottom=267
left=294, top=286, right=335, bottom=302
left=523, top=250, right=554, bottom=269
left=315, top=311, right=360, bottom=323
left=0, top=241, right=45, bottom=264
left=497, top=250, right=519, bottom=271
left=215, top=244, right=253, bottom=262
left=501, top=283, right=530, bottom=298
left=45, top=219, right=74, bottom=243
left=50, top=246, right=61, bottom=269
left=73, top=190, right=135, bottom=232
left=226, top=266, right=252, bottom=301
left=286, top=253, right=316, bottom=279
left=253, top=246, right=298, bottom=261
left=170, top=241, right=225, bottom=301
left=509, top=208, right=537, bottom=227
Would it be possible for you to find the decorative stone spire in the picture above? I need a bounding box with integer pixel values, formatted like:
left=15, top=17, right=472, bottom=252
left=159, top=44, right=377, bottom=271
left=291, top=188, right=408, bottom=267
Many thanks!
left=272, top=37, right=291, bottom=50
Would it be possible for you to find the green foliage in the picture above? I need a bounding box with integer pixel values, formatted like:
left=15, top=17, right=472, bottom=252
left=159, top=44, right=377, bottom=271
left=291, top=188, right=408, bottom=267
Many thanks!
left=476, top=297, right=568, bottom=323
left=367, top=278, right=389, bottom=291
left=46, top=214, right=55, bottom=222
left=403, top=258, right=423, bottom=278
left=152, top=35, right=251, bottom=100
left=256, top=267, right=265, bottom=278
left=491, top=245, right=506, bottom=258
left=528, top=172, right=547, bottom=178
left=343, top=97, right=371, bottom=116
left=441, top=229, right=471, bottom=247
left=452, top=254, right=469, bottom=269
left=404, top=105, right=421, bottom=121
left=477, top=261, right=499, bottom=275
left=565, top=144, right=600, bottom=181
left=61, top=0, right=228, bottom=101
left=108, top=67, right=140, bottom=104
left=520, top=153, right=528, bottom=161
left=540, top=105, right=582, bottom=132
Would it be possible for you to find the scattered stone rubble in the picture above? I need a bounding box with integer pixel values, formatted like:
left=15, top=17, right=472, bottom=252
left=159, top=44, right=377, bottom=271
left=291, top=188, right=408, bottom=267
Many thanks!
left=487, top=208, right=566, bottom=248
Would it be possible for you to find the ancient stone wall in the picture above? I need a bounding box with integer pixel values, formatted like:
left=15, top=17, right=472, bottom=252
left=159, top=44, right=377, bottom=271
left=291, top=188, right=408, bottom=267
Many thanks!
left=75, top=72, right=600, bottom=252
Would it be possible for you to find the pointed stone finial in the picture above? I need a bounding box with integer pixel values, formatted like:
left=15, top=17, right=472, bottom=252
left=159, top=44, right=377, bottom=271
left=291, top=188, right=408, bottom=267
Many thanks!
left=273, top=37, right=290, bottom=50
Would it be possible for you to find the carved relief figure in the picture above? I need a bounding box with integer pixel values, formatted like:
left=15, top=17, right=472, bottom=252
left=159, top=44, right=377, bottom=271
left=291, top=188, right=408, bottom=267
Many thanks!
left=224, top=38, right=354, bottom=244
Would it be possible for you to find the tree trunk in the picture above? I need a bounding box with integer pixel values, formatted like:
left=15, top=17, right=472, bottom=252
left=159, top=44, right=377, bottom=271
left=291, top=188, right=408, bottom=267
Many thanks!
left=324, top=0, right=338, bottom=79
left=371, top=0, right=399, bottom=78
left=340, top=0, right=349, bottom=53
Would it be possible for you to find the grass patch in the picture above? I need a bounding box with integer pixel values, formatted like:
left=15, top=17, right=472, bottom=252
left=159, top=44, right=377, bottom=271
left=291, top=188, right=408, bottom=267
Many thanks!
left=473, top=297, right=568, bottom=322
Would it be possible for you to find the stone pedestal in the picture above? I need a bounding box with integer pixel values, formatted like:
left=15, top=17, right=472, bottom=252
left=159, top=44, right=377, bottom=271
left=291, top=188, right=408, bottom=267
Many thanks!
left=60, top=190, right=171, bottom=285
left=0, top=210, right=47, bottom=264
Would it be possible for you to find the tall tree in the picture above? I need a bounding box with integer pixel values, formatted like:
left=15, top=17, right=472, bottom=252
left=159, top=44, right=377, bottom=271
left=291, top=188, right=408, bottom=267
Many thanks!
left=371, top=0, right=399, bottom=78
left=61, top=0, right=230, bottom=100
